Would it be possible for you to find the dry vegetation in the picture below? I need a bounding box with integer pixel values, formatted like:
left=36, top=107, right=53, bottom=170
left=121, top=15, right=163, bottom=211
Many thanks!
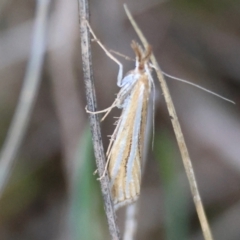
left=0, top=0, right=239, bottom=239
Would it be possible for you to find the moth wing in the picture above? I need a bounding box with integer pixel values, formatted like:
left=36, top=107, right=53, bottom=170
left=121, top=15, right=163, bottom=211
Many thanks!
left=107, top=76, right=150, bottom=210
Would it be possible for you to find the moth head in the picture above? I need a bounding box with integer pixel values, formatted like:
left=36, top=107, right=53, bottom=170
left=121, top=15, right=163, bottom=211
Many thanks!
left=131, top=41, right=152, bottom=72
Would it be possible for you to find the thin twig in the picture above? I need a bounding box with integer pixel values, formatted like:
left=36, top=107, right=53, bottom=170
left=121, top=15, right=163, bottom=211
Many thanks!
left=124, top=4, right=214, bottom=240
left=123, top=204, right=138, bottom=240
left=78, top=0, right=120, bottom=239
left=0, top=0, right=50, bottom=197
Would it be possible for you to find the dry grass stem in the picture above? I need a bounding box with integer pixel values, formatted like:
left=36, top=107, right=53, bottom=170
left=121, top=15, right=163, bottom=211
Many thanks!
left=78, top=0, right=120, bottom=239
left=123, top=204, right=138, bottom=240
left=124, top=4, right=214, bottom=240
left=0, top=0, right=50, bottom=198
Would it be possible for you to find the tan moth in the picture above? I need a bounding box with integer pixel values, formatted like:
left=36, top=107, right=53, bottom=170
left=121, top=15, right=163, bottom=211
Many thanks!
left=85, top=21, right=153, bottom=210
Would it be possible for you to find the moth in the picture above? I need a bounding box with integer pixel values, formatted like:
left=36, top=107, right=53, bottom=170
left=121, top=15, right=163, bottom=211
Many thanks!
left=85, top=21, right=154, bottom=210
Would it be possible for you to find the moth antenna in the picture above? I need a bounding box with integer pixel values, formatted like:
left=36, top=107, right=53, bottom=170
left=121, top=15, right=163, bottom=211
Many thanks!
left=142, top=45, right=152, bottom=62
left=131, top=40, right=142, bottom=62
left=110, top=49, right=134, bottom=62
left=158, top=70, right=235, bottom=104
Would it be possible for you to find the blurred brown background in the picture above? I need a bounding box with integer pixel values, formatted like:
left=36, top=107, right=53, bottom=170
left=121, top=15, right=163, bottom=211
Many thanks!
left=0, top=0, right=240, bottom=239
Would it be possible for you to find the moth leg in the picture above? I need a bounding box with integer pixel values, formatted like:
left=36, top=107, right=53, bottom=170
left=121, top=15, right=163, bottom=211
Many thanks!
left=98, top=122, right=120, bottom=180
left=97, top=155, right=111, bottom=180
left=85, top=105, right=114, bottom=114
left=109, top=49, right=134, bottom=62
left=85, top=98, right=118, bottom=121
left=83, top=19, right=124, bottom=87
